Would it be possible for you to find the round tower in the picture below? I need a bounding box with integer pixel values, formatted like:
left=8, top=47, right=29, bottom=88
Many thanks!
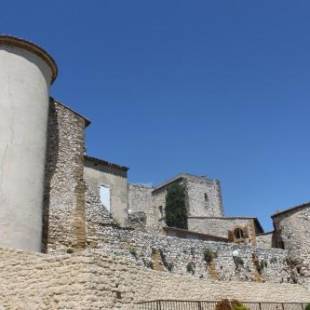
left=0, top=36, right=57, bottom=252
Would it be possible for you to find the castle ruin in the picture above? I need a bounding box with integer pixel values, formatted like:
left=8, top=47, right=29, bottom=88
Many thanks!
left=0, top=35, right=309, bottom=309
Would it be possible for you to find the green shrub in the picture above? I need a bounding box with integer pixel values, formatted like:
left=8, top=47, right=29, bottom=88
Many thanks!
left=305, top=304, right=310, bottom=310
left=231, top=300, right=250, bottom=310
left=233, top=256, right=244, bottom=269
left=159, top=249, right=174, bottom=272
left=143, top=258, right=154, bottom=269
left=165, top=183, right=188, bottom=229
left=186, top=262, right=195, bottom=275
left=203, top=248, right=217, bottom=263
left=129, top=246, right=137, bottom=259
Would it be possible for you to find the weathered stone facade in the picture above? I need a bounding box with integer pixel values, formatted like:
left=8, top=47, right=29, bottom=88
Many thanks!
left=84, top=156, right=128, bottom=227
left=128, top=184, right=154, bottom=228
left=43, top=99, right=88, bottom=253
left=80, top=211, right=298, bottom=285
left=256, top=232, right=273, bottom=249
left=40, top=99, right=310, bottom=297
left=2, top=35, right=310, bottom=309
left=128, top=174, right=224, bottom=231
left=0, top=247, right=309, bottom=310
left=272, top=203, right=310, bottom=286
left=151, top=174, right=224, bottom=222
left=188, top=217, right=263, bottom=246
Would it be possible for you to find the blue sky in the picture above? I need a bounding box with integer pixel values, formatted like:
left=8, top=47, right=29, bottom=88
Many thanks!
left=2, top=1, right=310, bottom=230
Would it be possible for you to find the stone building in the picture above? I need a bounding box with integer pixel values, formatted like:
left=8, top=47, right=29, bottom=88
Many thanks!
left=1, top=35, right=310, bottom=308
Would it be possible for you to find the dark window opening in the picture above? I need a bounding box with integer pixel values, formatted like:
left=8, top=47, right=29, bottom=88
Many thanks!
left=159, top=206, right=163, bottom=217
left=234, top=228, right=245, bottom=240
left=204, top=193, right=208, bottom=202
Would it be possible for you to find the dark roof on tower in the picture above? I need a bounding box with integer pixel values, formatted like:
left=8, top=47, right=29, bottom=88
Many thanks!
left=84, top=155, right=129, bottom=172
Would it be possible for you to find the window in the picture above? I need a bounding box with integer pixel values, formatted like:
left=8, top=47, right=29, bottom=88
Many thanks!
left=100, top=185, right=111, bottom=213
left=204, top=193, right=208, bottom=202
left=234, top=228, right=245, bottom=240
left=159, top=206, right=163, bottom=217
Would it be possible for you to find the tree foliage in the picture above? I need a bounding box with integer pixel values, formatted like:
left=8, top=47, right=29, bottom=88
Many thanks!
left=165, top=182, right=188, bottom=229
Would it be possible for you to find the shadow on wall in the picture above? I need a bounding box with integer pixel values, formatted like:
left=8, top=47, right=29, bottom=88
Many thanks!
left=41, top=98, right=59, bottom=253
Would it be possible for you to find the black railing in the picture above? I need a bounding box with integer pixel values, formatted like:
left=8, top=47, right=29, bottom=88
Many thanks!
left=135, top=301, right=309, bottom=310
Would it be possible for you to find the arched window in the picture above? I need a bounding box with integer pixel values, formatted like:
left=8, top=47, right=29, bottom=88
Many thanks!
left=234, top=228, right=245, bottom=240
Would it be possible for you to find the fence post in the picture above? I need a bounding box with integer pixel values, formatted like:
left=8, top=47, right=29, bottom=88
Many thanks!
left=198, top=301, right=203, bottom=310
left=156, top=300, right=162, bottom=310
left=259, top=302, right=262, bottom=310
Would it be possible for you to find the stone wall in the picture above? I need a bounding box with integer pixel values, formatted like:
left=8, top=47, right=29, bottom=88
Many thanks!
left=151, top=174, right=224, bottom=229
left=272, top=204, right=310, bottom=286
left=256, top=232, right=273, bottom=249
left=188, top=217, right=258, bottom=245
left=185, top=175, right=224, bottom=217
left=93, top=225, right=297, bottom=284
left=83, top=183, right=310, bottom=286
left=43, top=100, right=88, bottom=253
left=128, top=184, right=154, bottom=228
left=0, top=247, right=309, bottom=310
left=84, top=157, right=128, bottom=226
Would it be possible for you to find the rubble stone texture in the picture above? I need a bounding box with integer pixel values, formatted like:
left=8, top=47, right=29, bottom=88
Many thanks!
left=43, top=100, right=88, bottom=253
left=0, top=247, right=309, bottom=310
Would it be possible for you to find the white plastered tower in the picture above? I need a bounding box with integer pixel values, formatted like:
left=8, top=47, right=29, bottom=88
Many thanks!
left=0, top=36, right=57, bottom=252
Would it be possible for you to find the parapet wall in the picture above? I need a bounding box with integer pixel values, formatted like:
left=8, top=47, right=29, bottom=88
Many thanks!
left=84, top=185, right=310, bottom=286
left=0, top=247, right=309, bottom=310
left=91, top=225, right=295, bottom=283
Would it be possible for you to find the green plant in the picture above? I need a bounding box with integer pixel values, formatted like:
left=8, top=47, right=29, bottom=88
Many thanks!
left=270, top=257, right=277, bottom=264
left=129, top=246, right=137, bottom=259
left=190, top=247, right=195, bottom=256
left=253, top=254, right=267, bottom=274
left=186, top=262, right=195, bottom=275
left=159, top=249, right=174, bottom=272
left=143, top=258, right=154, bottom=269
left=305, top=304, right=310, bottom=310
left=233, top=256, right=244, bottom=269
left=203, top=248, right=217, bottom=263
left=165, top=182, right=188, bottom=229
left=231, top=300, right=250, bottom=310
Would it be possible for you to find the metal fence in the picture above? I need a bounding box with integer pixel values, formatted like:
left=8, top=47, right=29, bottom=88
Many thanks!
left=135, top=301, right=309, bottom=310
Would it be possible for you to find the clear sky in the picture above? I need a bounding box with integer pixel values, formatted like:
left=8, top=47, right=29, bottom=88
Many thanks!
left=2, top=1, right=310, bottom=230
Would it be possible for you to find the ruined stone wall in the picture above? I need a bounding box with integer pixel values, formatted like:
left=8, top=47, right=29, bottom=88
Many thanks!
left=0, top=247, right=309, bottom=310
left=151, top=186, right=169, bottom=229
left=256, top=233, right=273, bottom=249
left=188, top=217, right=257, bottom=244
left=128, top=184, right=154, bottom=227
left=185, top=175, right=224, bottom=217
left=43, top=100, right=87, bottom=253
left=93, top=225, right=296, bottom=284
left=84, top=159, right=128, bottom=226
left=150, top=175, right=224, bottom=230
left=83, top=185, right=308, bottom=285
left=273, top=206, right=310, bottom=261
left=272, top=205, right=310, bottom=286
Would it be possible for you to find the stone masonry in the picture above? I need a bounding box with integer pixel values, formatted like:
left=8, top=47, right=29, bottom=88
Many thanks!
left=43, top=99, right=89, bottom=253
left=0, top=247, right=309, bottom=310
